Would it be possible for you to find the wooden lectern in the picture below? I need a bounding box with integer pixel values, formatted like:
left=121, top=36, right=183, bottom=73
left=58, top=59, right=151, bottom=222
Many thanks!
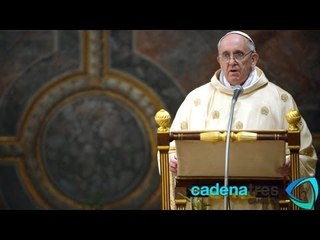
left=155, top=109, right=301, bottom=210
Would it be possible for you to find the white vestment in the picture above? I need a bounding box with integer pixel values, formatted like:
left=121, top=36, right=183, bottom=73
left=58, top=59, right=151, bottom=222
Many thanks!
left=168, top=67, right=318, bottom=210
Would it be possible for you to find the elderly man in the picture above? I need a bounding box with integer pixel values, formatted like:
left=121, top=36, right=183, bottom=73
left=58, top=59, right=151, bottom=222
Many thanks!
left=168, top=31, right=318, bottom=210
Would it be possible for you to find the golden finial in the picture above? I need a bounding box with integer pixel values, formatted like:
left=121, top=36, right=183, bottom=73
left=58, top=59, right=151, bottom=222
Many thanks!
left=154, top=109, right=171, bottom=132
left=286, top=109, right=301, bottom=131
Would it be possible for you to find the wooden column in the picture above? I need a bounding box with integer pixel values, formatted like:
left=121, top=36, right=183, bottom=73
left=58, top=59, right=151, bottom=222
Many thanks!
left=155, top=109, right=171, bottom=210
left=286, top=109, right=301, bottom=210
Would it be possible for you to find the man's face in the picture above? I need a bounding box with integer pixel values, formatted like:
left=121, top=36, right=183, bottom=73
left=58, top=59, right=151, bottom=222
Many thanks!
left=217, top=34, right=258, bottom=86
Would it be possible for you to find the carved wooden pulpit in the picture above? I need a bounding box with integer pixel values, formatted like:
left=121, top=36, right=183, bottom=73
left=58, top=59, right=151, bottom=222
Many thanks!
left=155, top=109, right=301, bottom=210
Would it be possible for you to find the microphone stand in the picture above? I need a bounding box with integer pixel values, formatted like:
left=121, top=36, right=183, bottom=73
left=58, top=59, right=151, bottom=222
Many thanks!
left=224, top=86, right=243, bottom=210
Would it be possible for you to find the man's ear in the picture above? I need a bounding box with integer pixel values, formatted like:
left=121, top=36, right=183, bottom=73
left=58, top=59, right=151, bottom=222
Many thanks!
left=217, top=56, right=221, bottom=65
left=252, top=52, right=259, bottom=69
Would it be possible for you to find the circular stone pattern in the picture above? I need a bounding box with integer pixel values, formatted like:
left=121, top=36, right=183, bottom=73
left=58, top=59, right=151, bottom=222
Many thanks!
left=43, top=95, right=150, bottom=205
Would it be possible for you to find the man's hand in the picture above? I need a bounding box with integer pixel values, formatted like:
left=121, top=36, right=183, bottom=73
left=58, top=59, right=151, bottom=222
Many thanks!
left=169, top=154, right=178, bottom=173
left=277, top=156, right=291, bottom=177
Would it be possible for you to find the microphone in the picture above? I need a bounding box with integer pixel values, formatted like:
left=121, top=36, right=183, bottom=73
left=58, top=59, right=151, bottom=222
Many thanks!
left=224, top=85, right=243, bottom=210
left=232, top=85, right=243, bottom=102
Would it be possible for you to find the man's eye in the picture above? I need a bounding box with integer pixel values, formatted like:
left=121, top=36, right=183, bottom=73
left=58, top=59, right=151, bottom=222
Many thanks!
left=235, top=53, right=243, bottom=58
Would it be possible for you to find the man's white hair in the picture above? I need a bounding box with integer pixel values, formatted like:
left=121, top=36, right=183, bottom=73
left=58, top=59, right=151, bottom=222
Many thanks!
left=222, top=31, right=254, bottom=43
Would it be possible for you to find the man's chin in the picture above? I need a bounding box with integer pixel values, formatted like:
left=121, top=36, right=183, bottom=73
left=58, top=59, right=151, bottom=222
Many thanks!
left=227, top=75, right=241, bottom=84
